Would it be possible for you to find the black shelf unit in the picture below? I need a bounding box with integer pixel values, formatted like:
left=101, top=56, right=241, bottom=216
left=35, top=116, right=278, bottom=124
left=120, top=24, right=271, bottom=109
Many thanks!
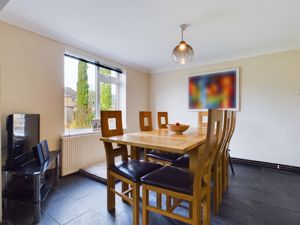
left=3, top=150, right=60, bottom=223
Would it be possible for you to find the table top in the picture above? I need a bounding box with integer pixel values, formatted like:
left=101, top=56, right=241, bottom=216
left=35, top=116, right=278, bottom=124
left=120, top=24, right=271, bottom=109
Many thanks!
left=100, top=128, right=206, bottom=154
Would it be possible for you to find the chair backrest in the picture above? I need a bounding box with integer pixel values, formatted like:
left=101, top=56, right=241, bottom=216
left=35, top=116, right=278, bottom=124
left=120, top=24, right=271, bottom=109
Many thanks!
left=193, top=109, right=224, bottom=194
left=100, top=110, right=128, bottom=165
left=198, top=111, right=208, bottom=134
left=139, top=111, right=153, bottom=131
left=214, top=110, right=230, bottom=163
left=226, top=111, right=236, bottom=148
left=157, top=112, right=168, bottom=129
left=101, top=110, right=124, bottom=137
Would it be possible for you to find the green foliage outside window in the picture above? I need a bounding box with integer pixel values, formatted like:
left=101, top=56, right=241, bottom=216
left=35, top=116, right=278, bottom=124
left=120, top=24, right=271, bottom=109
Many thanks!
left=100, top=83, right=112, bottom=110
left=70, top=61, right=94, bottom=128
left=99, top=68, right=113, bottom=111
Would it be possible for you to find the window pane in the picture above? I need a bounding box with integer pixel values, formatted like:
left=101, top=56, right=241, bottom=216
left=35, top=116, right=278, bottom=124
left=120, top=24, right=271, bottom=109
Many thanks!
left=100, top=82, right=117, bottom=110
left=64, top=56, right=96, bottom=131
left=99, top=67, right=118, bottom=78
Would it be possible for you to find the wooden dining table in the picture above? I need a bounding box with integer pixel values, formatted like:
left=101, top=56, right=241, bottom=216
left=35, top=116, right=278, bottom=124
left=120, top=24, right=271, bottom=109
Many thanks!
left=100, top=128, right=206, bottom=172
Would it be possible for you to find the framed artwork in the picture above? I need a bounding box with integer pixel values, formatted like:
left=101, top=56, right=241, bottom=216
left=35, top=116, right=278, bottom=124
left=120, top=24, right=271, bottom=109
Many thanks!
left=188, top=68, right=240, bottom=111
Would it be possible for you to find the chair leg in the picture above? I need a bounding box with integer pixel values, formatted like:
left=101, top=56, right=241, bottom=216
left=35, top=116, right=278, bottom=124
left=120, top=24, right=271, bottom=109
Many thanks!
left=189, top=201, right=193, bottom=219
left=221, top=154, right=227, bottom=194
left=213, top=170, right=219, bottom=215
left=166, top=196, right=172, bottom=211
left=144, top=148, right=149, bottom=162
left=107, top=174, right=115, bottom=211
left=219, top=169, right=222, bottom=205
left=142, top=186, right=149, bottom=225
left=228, top=150, right=235, bottom=175
left=203, top=187, right=211, bottom=225
left=192, top=199, right=201, bottom=225
left=156, top=193, right=162, bottom=209
left=133, top=183, right=140, bottom=225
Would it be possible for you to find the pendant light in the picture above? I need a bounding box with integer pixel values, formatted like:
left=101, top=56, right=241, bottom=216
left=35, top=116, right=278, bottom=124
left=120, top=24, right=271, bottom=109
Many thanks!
left=172, top=24, right=194, bottom=64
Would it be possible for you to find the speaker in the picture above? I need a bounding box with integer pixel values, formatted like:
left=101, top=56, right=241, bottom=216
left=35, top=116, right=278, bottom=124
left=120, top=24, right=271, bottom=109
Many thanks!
left=40, top=140, right=50, bottom=161
left=32, top=144, right=45, bottom=165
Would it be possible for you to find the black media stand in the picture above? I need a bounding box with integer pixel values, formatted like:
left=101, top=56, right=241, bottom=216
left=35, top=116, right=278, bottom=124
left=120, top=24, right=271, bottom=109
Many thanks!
left=2, top=150, right=60, bottom=223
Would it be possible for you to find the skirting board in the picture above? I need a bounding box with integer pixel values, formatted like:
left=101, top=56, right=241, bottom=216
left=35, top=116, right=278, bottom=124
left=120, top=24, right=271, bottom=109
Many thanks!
left=231, top=157, right=300, bottom=173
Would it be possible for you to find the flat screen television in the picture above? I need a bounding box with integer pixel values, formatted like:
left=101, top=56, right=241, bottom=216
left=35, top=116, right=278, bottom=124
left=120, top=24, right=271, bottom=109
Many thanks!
left=6, top=114, right=40, bottom=169
left=188, top=68, right=239, bottom=111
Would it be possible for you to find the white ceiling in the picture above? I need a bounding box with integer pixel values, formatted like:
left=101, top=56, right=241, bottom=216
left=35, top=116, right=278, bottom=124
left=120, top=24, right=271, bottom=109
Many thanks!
left=1, top=0, right=300, bottom=73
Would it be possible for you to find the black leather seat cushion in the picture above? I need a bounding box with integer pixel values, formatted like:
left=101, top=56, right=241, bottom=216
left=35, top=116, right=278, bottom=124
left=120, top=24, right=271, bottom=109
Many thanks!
left=110, top=160, right=162, bottom=182
left=141, top=166, right=194, bottom=195
left=146, top=150, right=182, bottom=162
left=172, top=154, right=189, bottom=168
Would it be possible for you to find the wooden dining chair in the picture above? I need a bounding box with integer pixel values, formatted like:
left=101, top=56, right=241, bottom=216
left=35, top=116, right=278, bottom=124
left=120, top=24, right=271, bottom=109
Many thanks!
left=100, top=111, right=162, bottom=225
left=198, top=111, right=208, bottom=134
left=139, top=111, right=153, bottom=131
left=222, top=111, right=237, bottom=192
left=171, top=110, right=209, bottom=168
left=141, top=109, right=224, bottom=225
left=139, top=111, right=182, bottom=165
left=211, top=110, right=231, bottom=214
left=171, top=110, right=229, bottom=215
left=157, top=112, right=168, bottom=129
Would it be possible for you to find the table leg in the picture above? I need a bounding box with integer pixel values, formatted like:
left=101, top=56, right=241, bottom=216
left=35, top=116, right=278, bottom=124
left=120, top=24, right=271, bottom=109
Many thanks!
left=33, top=173, right=41, bottom=223
left=130, top=146, right=140, bottom=160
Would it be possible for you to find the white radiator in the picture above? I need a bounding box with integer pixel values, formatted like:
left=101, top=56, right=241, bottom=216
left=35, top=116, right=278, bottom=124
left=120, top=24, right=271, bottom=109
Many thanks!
left=61, top=132, right=105, bottom=176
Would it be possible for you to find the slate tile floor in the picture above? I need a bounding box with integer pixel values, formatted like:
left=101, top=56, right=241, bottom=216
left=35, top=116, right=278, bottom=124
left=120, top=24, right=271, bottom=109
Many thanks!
left=2, top=163, right=300, bottom=225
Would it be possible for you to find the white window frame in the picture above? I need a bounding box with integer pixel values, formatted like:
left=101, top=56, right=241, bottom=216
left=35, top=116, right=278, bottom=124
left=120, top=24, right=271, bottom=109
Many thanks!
left=95, top=68, right=120, bottom=119
left=64, top=54, right=123, bottom=134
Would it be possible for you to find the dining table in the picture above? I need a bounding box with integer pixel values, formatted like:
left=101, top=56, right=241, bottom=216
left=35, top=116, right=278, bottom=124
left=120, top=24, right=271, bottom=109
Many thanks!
left=100, top=128, right=206, bottom=172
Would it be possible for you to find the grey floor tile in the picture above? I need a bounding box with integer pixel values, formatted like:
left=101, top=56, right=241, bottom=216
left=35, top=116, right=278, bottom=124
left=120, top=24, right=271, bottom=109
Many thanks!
left=42, top=188, right=88, bottom=224
left=261, top=203, right=300, bottom=225
left=65, top=210, right=110, bottom=225
left=77, top=189, right=128, bottom=217
left=4, top=163, right=300, bottom=225
left=55, top=174, right=102, bottom=200
left=219, top=193, right=265, bottom=225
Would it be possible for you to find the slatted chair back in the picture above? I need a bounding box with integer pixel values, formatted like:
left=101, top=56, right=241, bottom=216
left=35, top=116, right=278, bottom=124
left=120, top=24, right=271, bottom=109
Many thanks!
left=221, top=110, right=232, bottom=154
left=139, top=111, right=153, bottom=131
left=222, top=111, right=237, bottom=191
left=157, top=112, right=168, bottom=129
left=198, top=111, right=208, bottom=134
left=215, top=111, right=231, bottom=162
left=227, top=111, right=236, bottom=145
left=193, top=109, right=224, bottom=194
left=210, top=110, right=231, bottom=214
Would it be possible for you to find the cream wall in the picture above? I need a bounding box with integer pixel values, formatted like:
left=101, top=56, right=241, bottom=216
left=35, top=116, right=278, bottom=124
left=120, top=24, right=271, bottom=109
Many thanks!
left=150, top=50, right=300, bottom=167
left=0, top=22, right=149, bottom=153
left=126, top=67, right=149, bottom=132
left=0, top=22, right=65, bottom=150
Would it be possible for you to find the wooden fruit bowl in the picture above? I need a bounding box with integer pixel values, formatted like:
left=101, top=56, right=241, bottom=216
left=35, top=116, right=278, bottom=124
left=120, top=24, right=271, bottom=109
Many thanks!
left=167, top=123, right=190, bottom=134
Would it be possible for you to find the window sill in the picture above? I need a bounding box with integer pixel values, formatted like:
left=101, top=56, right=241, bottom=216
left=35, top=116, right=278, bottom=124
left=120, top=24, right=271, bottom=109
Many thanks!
left=61, top=127, right=128, bottom=138
left=62, top=129, right=101, bottom=138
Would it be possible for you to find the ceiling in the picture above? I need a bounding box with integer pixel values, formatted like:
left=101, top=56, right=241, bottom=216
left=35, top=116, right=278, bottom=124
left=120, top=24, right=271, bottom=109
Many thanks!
left=1, top=0, right=300, bottom=73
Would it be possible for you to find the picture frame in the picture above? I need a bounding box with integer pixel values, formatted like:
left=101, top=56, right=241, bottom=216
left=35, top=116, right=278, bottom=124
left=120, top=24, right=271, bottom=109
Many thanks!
left=188, top=68, right=240, bottom=111
left=91, top=119, right=101, bottom=131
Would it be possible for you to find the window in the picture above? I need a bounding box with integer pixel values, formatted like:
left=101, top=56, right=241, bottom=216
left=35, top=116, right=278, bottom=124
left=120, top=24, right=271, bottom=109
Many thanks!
left=64, top=53, right=124, bottom=134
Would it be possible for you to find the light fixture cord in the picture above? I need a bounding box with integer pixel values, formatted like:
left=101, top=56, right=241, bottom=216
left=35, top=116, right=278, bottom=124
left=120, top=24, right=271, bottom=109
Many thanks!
left=181, top=28, right=184, bottom=41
